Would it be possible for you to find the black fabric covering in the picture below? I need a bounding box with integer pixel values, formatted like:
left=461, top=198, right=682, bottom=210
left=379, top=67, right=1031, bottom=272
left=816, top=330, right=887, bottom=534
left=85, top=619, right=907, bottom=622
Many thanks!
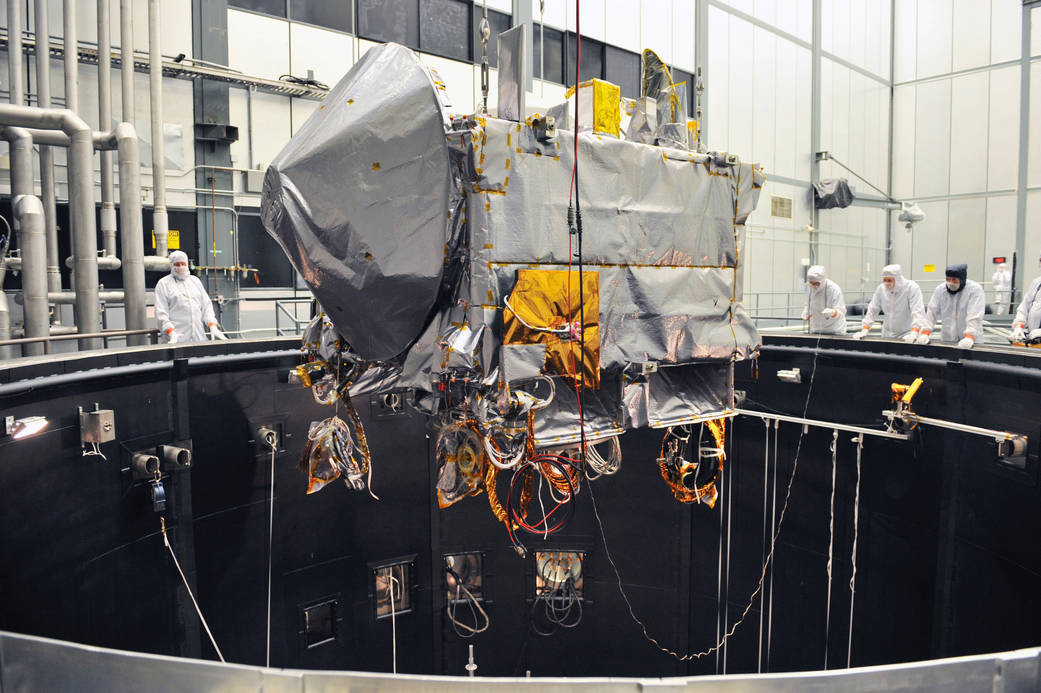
left=813, top=178, right=854, bottom=209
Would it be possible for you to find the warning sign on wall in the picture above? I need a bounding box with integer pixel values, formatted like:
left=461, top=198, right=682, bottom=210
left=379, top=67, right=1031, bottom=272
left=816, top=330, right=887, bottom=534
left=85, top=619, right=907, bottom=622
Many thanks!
left=923, top=264, right=936, bottom=273
left=151, top=229, right=180, bottom=250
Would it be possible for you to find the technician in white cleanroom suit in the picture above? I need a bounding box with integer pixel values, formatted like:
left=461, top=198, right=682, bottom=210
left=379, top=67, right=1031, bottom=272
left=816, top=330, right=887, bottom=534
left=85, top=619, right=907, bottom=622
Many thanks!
left=916, top=263, right=985, bottom=348
left=154, top=250, right=227, bottom=343
left=801, top=265, right=846, bottom=335
left=1011, top=253, right=1041, bottom=343
left=851, top=264, right=925, bottom=342
left=992, top=262, right=1012, bottom=315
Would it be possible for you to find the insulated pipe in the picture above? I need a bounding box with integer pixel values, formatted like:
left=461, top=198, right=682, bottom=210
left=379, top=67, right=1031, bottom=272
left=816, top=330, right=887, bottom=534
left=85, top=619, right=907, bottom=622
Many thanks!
left=34, top=0, right=61, bottom=296
left=7, top=0, right=23, bottom=106
left=120, top=0, right=134, bottom=122
left=101, top=123, right=148, bottom=342
left=64, top=255, right=120, bottom=270
left=98, top=0, right=117, bottom=257
left=45, top=290, right=126, bottom=304
left=14, top=195, right=48, bottom=356
left=147, top=0, right=168, bottom=257
left=0, top=104, right=101, bottom=348
left=23, top=124, right=148, bottom=341
left=63, top=0, right=78, bottom=114
left=0, top=127, right=34, bottom=197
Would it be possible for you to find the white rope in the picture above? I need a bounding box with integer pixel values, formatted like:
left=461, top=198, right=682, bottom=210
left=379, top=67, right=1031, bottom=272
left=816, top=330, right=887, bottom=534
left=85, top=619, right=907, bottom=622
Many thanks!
left=757, top=417, right=769, bottom=673
left=389, top=572, right=399, bottom=674
left=847, top=433, right=864, bottom=668
left=162, top=520, right=225, bottom=662
left=504, top=295, right=573, bottom=334
left=266, top=445, right=275, bottom=668
left=446, top=581, right=490, bottom=636
left=824, top=428, right=838, bottom=669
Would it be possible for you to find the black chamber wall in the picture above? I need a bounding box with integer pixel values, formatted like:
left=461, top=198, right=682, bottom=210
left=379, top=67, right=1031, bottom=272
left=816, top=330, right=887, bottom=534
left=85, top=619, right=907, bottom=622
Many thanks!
left=0, top=336, right=1038, bottom=677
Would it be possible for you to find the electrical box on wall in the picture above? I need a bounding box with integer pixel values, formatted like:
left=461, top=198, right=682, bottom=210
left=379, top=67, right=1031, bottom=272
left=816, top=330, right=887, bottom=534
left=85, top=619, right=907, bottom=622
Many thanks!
left=79, top=405, right=115, bottom=444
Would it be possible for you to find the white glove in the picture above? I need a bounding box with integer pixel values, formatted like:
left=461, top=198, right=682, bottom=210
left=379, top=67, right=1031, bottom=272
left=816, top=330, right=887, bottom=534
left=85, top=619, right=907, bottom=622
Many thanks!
left=915, top=331, right=931, bottom=345
left=1011, top=325, right=1026, bottom=342
left=209, top=323, right=228, bottom=341
left=820, top=308, right=837, bottom=319
left=957, top=336, right=975, bottom=349
left=801, top=309, right=810, bottom=321
left=851, top=328, right=869, bottom=340
left=167, top=330, right=180, bottom=344
left=1029, top=328, right=1041, bottom=341
left=902, top=331, right=918, bottom=344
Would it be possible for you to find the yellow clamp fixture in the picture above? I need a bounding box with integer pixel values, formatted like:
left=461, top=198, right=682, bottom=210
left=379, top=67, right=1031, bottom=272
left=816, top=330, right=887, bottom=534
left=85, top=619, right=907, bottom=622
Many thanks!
left=890, top=377, right=924, bottom=405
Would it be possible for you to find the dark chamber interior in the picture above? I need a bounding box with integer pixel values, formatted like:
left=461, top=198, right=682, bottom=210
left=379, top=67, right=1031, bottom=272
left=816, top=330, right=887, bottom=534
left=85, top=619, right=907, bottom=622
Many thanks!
left=0, top=335, right=1039, bottom=678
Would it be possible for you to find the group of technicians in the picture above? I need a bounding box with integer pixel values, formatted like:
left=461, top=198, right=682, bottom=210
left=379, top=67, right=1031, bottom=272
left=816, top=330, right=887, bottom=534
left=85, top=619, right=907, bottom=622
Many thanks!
left=802, top=255, right=1041, bottom=348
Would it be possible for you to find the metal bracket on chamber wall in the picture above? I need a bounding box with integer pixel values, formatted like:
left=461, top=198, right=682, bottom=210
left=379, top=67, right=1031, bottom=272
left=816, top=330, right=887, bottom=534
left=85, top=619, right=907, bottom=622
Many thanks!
left=882, top=409, right=1028, bottom=457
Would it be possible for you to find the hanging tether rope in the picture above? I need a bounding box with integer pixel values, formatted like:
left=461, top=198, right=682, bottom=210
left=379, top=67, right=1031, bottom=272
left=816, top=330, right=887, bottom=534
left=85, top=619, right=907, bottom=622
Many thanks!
left=266, top=445, right=275, bottom=667
left=161, top=517, right=225, bottom=662
left=824, top=428, right=841, bottom=665
left=847, top=432, right=864, bottom=668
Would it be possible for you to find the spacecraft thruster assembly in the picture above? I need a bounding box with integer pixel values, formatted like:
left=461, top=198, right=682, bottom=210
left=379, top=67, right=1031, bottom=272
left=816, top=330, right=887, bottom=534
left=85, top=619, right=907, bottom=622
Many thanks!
left=261, top=42, right=764, bottom=540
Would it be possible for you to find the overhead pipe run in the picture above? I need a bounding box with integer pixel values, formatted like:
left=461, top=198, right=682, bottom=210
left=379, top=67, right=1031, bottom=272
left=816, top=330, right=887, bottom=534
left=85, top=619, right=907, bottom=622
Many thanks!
left=0, top=127, right=34, bottom=197
left=120, top=0, right=134, bottom=121
left=63, top=0, right=78, bottom=114
left=15, top=196, right=49, bottom=356
left=0, top=105, right=101, bottom=349
left=34, top=0, right=61, bottom=296
left=97, top=0, right=117, bottom=258
left=148, top=0, right=169, bottom=257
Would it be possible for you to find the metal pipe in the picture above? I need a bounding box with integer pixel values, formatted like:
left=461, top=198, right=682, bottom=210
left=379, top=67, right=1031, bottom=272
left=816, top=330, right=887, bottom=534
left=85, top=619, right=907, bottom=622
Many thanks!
left=882, top=409, right=1027, bottom=445
left=0, top=104, right=101, bottom=348
left=736, top=408, right=909, bottom=441
left=34, top=0, right=61, bottom=296
left=148, top=0, right=169, bottom=257
left=97, top=0, right=117, bottom=257
left=108, top=122, right=148, bottom=342
left=7, top=0, right=24, bottom=106
left=63, top=256, right=121, bottom=270
left=120, top=0, right=134, bottom=121
left=63, top=0, right=78, bottom=113
left=0, top=257, right=11, bottom=359
left=15, top=195, right=49, bottom=356
left=0, top=127, right=34, bottom=196
left=45, top=290, right=126, bottom=304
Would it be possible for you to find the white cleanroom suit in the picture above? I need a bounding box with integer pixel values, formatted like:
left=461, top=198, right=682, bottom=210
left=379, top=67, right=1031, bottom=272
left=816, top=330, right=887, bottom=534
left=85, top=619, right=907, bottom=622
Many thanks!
left=801, top=265, right=846, bottom=335
left=154, top=250, right=227, bottom=344
left=853, top=264, right=925, bottom=341
left=1011, top=275, right=1041, bottom=343
left=992, top=263, right=1011, bottom=315
left=918, top=263, right=985, bottom=348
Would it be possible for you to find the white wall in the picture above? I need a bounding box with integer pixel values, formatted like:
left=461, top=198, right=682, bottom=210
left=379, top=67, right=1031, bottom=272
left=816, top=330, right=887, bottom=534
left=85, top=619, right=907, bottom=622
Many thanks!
left=890, top=0, right=1034, bottom=294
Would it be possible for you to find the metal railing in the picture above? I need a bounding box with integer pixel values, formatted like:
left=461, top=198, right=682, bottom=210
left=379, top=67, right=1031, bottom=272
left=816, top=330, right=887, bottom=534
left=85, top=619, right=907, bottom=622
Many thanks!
left=0, top=328, right=159, bottom=355
left=274, top=298, right=313, bottom=336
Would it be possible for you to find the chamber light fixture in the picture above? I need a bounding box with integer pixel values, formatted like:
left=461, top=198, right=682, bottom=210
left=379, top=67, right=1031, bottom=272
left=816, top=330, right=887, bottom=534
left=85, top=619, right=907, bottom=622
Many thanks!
left=4, top=415, right=49, bottom=440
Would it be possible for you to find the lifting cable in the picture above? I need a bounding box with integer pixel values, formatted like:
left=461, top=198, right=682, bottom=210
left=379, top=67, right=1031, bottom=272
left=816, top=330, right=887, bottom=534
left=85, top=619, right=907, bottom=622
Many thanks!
left=847, top=432, right=864, bottom=668
left=824, top=428, right=838, bottom=669
left=160, top=518, right=225, bottom=662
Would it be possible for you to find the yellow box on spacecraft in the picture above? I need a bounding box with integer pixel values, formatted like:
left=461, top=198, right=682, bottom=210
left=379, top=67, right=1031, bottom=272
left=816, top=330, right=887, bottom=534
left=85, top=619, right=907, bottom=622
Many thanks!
left=568, top=79, right=622, bottom=137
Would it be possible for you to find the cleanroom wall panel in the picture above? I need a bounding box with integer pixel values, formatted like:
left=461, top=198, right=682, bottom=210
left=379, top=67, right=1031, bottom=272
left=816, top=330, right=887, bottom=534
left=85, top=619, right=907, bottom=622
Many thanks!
left=773, top=40, right=798, bottom=180
left=604, top=1, right=641, bottom=53
left=794, top=47, right=812, bottom=181
left=672, top=0, right=696, bottom=72
left=566, top=0, right=605, bottom=42
left=893, top=0, right=917, bottom=83
left=706, top=6, right=730, bottom=153
left=952, top=0, right=991, bottom=72
left=752, top=28, right=777, bottom=175
left=892, top=86, right=916, bottom=198
left=990, top=0, right=1021, bottom=64
left=289, top=22, right=355, bottom=89
left=984, top=196, right=1017, bottom=271
left=911, top=200, right=950, bottom=283
left=250, top=92, right=292, bottom=169
left=913, top=80, right=952, bottom=199
left=535, top=0, right=566, bottom=31
left=949, top=72, right=990, bottom=195
left=916, top=0, right=953, bottom=80
left=1034, top=7, right=1041, bottom=57
left=290, top=98, right=320, bottom=135
left=1027, top=192, right=1041, bottom=274
left=641, top=0, right=673, bottom=67
left=947, top=197, right=988, bottom=281
left=228, top=9, right=289, bottom=81
left=727, top=13, right=755, bottom=159
left=986, top=65, right=1019, bottom=192
left=1031, top=62, right=1041, bottom=187
left=891, top=209, right=913, bottom=272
